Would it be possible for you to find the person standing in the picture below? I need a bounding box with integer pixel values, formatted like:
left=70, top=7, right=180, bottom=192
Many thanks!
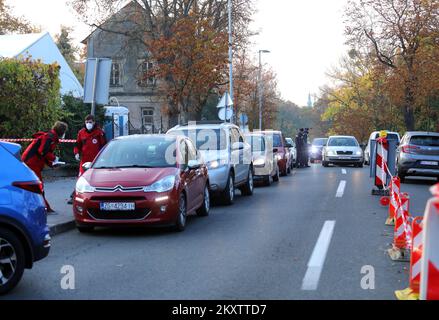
left=68, top=115, right=106, bottom=205
left=74, top=115, right=107, bottom=175
left=295, top=128, right=304, bottom=168
left=303, top=128, right=310, bottom=167
left=22, top=121, right=68, bottom=212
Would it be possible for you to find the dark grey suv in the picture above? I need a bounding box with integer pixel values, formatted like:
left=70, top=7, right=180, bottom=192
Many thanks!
left=396, top=132, right=439, bottom=182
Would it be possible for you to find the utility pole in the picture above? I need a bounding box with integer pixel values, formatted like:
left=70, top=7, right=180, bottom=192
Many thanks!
left=228, top=0, right=234, bottom=124
left=258, top=50, right=270, bottom=131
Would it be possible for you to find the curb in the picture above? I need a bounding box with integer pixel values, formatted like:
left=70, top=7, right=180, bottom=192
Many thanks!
left=49, top=219, right=76, bottom=236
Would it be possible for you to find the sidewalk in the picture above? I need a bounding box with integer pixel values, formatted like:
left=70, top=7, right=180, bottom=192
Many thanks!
left=44, top=176, right=77, bottom=235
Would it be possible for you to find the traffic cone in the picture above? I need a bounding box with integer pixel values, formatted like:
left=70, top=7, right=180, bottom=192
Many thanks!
left=386, top=177, right=400, bottom=226
left=420, top=190, right=439, bottom=300
left=395, top=217, right=423, bottom=300
left=388, top=193, right=411, bottom=262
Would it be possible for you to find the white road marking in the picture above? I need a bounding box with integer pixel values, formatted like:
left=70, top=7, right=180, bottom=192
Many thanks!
left=341, top=169, right=347, bottom=175
left=336, top=180, right=347, bottom=198
left=301, top=221, right=336, bottom=291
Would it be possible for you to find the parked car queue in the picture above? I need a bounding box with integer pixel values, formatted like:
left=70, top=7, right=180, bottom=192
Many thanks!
left=72, top=123, right=297, bottom=234
left=0, top=121, right=301, bottom=294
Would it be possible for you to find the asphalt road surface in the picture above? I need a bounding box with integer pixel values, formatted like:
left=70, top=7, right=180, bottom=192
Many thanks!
left=4, top=164, right=437, bottom=300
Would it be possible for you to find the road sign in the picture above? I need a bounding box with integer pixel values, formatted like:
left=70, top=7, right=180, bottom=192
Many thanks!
left=83, top=58, right=112, bottom=106
left=216, top=92, right=233, bottom=109
left=218, top=107, right=233, bottom=121
left=239, top=113, right=249, bottom=125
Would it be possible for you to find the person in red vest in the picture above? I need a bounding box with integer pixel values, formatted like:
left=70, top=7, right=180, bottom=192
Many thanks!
left=74, top=114, right=107, bottom=174
left=68, top=115, right=106, bottom=204
left=22, top=121, right=68, bottom=212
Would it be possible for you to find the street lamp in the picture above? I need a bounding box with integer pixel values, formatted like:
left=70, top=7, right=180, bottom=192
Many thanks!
left=227, top=0, right=234, bottom=124
left=258, top=49, right=270, bottom=131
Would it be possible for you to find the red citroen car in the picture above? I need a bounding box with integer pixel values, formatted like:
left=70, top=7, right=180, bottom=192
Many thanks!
left=73, top=135, right=210, bottom=232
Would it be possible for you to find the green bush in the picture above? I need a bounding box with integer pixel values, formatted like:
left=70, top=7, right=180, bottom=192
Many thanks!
left=0, top=57, right=63, bottom=138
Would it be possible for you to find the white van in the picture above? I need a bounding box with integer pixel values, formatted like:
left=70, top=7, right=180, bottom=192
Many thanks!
left=364, top=131, right=401, bottom=165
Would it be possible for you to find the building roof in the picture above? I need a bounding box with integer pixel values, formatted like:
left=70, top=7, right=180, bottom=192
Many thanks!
left=81, top=0, right=143, bottom=44
left=0, top=32, right=84, bottom=98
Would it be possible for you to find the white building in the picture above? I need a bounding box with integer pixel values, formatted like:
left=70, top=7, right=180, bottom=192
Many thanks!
left=0, top=32, right=84, bottom=98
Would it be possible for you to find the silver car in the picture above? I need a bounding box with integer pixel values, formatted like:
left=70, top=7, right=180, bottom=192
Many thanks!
left=396, top=132, right=439, bottom=182
left=322, top=135, right=364, bottom=167
left=285, top=137, right=297, bottom=168
left=245, top=133, right=280, bottom=186
left=167, top=122, right=254, bottom=205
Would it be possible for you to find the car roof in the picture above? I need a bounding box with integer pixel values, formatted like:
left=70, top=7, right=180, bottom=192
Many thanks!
left=168, top=122, right=239, bottom=132
left=328, top=135, right=357, bottom=139
left=114, top=134, right=180, bottom=141
left=245, top=133, right=265, bottom=137
left=370, top=131, right=400, bottom=136
left=404, top=131, right=439, bottom=137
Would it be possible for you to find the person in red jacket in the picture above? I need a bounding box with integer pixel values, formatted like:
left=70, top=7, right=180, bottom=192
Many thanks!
left=68, top=115, right=107, bottom=204
left=74, top=115, right=107, bottom=175
left=22, top=121, right=68, bottom=212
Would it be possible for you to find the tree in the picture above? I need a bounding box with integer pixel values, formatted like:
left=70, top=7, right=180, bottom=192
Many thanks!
left=55, top=25, right=85, bottom=83
left=69, top=0, right=256, bottom=124
left=146, top=13, right=228, bottom=123
left=56, top=26, right=78, bottom=66
left=0, top=0, right=38, bottom=34
left=345, top=0, right=439, bottom=130
left=0, top=58, right=63, bottom=138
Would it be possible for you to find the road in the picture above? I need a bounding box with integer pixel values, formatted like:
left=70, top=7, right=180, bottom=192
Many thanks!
left=4, top=164, right=436, bottom=300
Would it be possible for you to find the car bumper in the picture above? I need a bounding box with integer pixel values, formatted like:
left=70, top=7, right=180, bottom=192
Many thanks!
left=310, top=153, right=323, bottom=160
left=207, top=166, right=230, bottom=193
left=254, top=165, right=274, bottom=178
left=73, top=191, right=180, bottom=227
left=398, top=158, right=439, bottom=177
left=33, top=233, right=51, bottom=262
left=327, top=156, right=363, bottom=163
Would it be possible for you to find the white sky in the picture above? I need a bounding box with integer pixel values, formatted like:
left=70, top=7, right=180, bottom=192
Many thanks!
left=7, top=0, right=350, bottom=106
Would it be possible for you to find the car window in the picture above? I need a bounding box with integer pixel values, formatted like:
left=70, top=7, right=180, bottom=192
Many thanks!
left=272, top=134, right=283, bottom=148
left=169, top=128, right=227, bottom=151
left=231, top=128, right=240, bottom=144
left=386, top=133, right=399, bottom=141
left=93, top=138, right=177, bottom=168
left=410, top=136, right=439, bottom=147
left=312, top=138, right=328, bottom=146
left=328, top=137, right=358, bottom=147
left=247, top=135, right=265, bottom=152
left=186, top=139, right=197, bottom=161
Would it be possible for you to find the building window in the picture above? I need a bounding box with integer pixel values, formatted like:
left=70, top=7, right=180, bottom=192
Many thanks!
left=110, top=62, right=122, bottom=87
left=142, top=108, right=154, bottom=133
left=137, top=60, right=155, bottom=87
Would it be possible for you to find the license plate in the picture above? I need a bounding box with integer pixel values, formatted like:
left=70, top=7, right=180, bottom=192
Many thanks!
left=100, top=202, right=135, bottom=211
left=421, top=161, right=438, bottom=166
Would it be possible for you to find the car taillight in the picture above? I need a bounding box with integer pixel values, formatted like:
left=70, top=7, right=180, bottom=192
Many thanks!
left=401, top=145, right=420, bottom=154
left=12, top=181, right=44, bottom=194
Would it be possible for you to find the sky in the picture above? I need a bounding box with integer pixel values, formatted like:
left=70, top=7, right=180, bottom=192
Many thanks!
left=7, top=0, right=350, bottom=107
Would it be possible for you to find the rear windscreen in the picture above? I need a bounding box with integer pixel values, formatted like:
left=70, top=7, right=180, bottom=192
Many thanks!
left=312, top=138, right=328, bottom=146
left=410, top=136, right=439, bottom=147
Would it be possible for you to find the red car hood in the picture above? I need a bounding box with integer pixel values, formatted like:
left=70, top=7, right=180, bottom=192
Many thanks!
left=83, top=167, right=178, bottom=188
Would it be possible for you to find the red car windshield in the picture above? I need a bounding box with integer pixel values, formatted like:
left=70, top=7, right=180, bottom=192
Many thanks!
left=93, top=137, right=177, bottom=169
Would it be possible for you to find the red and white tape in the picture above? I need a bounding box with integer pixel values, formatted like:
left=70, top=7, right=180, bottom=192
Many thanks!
left=0, top=138, right=76, bottom=143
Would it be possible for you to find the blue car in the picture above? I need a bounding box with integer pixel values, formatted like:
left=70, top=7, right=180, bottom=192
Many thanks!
left=0, top=142, right=51, bottom=294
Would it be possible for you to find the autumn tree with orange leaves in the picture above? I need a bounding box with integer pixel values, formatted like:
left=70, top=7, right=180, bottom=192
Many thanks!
left=146, top=14, right=228, bottom=122
left=345, top=0, right=439, bottom=131
left=70, top=0, right=257, bottom=125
